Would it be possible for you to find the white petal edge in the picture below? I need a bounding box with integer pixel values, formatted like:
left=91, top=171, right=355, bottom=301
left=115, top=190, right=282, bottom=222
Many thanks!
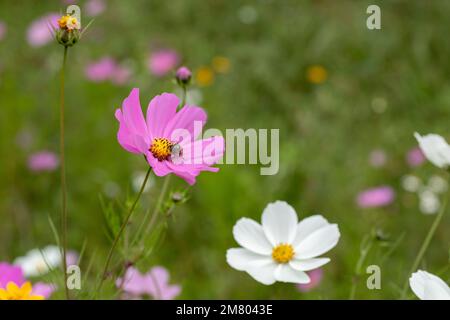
left=410, top=270, right=450, bottom=300
left=295, top=224, right=340, bottom=260
left=232, top=218, right=272, bottom=255
left=274, top=264, right=310, bottom=284
left=261, top=201, right=298, bottom=246
left=292, top=215, right=329, bottom=248
left=289, top=258, right=330, bottom=271
left=246, top=261, right=278, bottom=285
left=226, top=248, right=271, bottom=271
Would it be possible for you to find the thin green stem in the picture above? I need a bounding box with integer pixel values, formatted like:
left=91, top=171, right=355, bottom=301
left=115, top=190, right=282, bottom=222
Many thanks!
left=97, top=167, right=152, bottom=294
left=400, top=174, right=450, bottom=299
left=349, top=235, right=374, bottom=300
left=144, top=175, right=171, bottom=236
left=181, top=84, right=187, bottom=108
left=59, top=45, right=69, bottom=300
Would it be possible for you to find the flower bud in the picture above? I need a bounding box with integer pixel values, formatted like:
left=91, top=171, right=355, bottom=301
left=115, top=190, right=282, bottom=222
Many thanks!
left=55, top=15, right=81, bottom=47
left=175, top=66, right=192, bottom=85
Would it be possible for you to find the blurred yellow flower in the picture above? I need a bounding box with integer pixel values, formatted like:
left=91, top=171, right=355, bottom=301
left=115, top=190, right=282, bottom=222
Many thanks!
left=306, top=65, right=328, bottom=84
left=212, top=56, right=231, bottom=74
left=0, top=282, right=44, bottom=300
left=196, top=67, right=215, bottom=87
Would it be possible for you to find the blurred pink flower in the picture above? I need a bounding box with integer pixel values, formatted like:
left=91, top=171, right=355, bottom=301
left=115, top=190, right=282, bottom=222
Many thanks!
left=148, top=49, right=180, bottom=77
left=0, top=21, right=6, bottom=41
left=296, top=268, right=323, bottom=292
left=117, top=266, right=181, bottom=300
left=0, top=262, right=54, bottom=299
left=0, top=263, right=23, bottom=288
left=85, top=0, right=106, bottom=16
left=28, top=151, right=59, bottom=172
left=406, top=147, right=426, bottom=167
left=85, top=57, right=117, bottom=82
left=369, top=149, right=387, bottom=167
left=85, top=57, right=131, bottom=85
left=27, top=13, right=59, bottom=47
left=111, top=64, right=132, bottom=85
left=356, top=186, right=395, bottom=208
left=31, top=282, right=55, bottom=298
left=115, top=89, right=224, bottom=185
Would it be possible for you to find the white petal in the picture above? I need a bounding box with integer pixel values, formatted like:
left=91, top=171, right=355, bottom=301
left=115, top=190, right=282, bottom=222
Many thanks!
left=414, top=132, right=450, bottom=169
left=409, top=270, right=427, bottom=300
left=232, top=218, right=272, bottom=255
left=295, top=224, right=340, bottom=259
left=274, top=264, right=310, bottom=284
left=410, top=270, right=450, bottom=300
left=246, top=261, right=278, bottom=285
left=226, top=248, right=271, bottom=271
left=261, top=201, right=298, bottom=246
left=289, top=258, right=330, bottom=271
left=292, top=215, right=329, bottom=248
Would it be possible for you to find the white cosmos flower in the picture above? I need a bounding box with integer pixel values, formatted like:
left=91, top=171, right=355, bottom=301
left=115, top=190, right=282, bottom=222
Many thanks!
left=226, top=201, right=340, bottom=285
left=414, top=133, right=450, bottom=169
left=410, top=270, right=450, bottom=300
left=14, top=245, right=63, bottom=277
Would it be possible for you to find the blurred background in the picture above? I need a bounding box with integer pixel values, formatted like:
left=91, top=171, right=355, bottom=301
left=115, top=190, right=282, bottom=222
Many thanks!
left=0, top=0, right=449, bottom=299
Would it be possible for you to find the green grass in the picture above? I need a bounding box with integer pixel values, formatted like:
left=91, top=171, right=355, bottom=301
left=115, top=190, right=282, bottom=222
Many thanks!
left=0, top=0, right=449, bottom=299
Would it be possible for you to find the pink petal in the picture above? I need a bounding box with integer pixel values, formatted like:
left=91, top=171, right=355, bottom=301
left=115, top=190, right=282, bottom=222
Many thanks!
left=115, top=109, right=141, bottom=154
left=32, top=282, right=55, bottom=299
left=122, top=89, right=148, bottom=139
left=164, top=105, right=207, bottom=141
left=0, top=263, right=25, bottom=288
left=146, top=93, right=179, bottom=138
left=116, top=267, right=147, bottom=296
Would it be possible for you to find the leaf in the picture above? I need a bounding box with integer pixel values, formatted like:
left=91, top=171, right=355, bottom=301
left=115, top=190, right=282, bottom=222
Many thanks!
left=99, top=194, right=122, bottom=238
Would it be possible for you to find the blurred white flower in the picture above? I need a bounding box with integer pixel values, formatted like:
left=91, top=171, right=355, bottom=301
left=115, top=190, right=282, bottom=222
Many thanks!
left=410, top=270, right=450, bottom=300
left=418, top=189, right=440, bottom=215
left=428, top=175, right=448, bottom=194
left=238, top=6, right=258, bottom=24
left=401, top=175, right=422, bottom=193
left=226, top=201, right=340, bottom=285
left=14, top=246, right=61, bottom=277
left=414, top=133, right=450, bottom=169
left=132, top=171, right=153, bottom=193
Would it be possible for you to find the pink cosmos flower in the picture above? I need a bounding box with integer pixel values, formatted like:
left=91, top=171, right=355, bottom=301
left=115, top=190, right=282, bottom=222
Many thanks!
left=28, top=151, right=59, bottom=172
left=148, top=49, right=180, bottom=77
left=85, top=0, right=106, bottom=17
left=0, top=262, right=54, bottom=299
left=85, top=57, right=117, bottom=82
left=111, top=64, right=132, bottom=85
left=0, top=263, right=23, bottom=288
left=85, top=57, right=131, bottom=85
left=296, top=268, right=323, bottom=292
left=0, top=21, right=6, bottom=41
left=406, top=147, right=426, bottom=167
left=27, top=13, right=60, bottom=47
left=356, top=186, right=395, bottom=208
left=115, top=89, right=225, bottom=185
left=117, top=266, right=181, bottom=300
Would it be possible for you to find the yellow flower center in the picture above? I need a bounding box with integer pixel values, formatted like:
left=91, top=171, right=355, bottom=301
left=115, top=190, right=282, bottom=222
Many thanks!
left=0, top=282, right=44, bottom=300
left=150, top=138, right=173, bottom=161
left=272, top=243, right=295, bottom=264
left=306, top=65, right=328, bottom=84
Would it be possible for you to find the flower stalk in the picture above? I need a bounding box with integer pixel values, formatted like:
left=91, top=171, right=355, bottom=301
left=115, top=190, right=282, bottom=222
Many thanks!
left=97, top=167, right=152, bottom=293
left=59, top=45, right=69, bottom=300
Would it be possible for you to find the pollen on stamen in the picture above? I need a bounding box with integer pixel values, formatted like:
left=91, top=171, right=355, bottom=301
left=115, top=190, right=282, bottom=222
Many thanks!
left=272, top=243, right=295, bottom=264
left=149, top=138, right=173, bottom=161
